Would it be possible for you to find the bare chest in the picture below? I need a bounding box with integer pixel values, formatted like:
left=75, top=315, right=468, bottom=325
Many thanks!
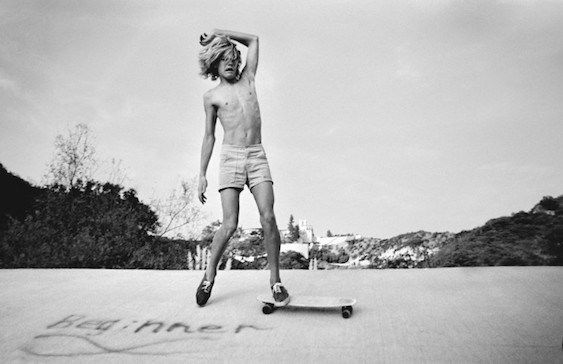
left=215, top=82, right=260, bottom=118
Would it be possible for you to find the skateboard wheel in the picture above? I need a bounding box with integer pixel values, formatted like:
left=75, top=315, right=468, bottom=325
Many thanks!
left=262, top=304, right=275, bottom=314
left=342, top=306, right=352, bottom=319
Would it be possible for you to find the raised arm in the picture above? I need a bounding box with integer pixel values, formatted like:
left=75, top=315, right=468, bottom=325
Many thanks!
left=198, top=92, right=217, bottom=204
left=201, top=29, right=259, bottom=77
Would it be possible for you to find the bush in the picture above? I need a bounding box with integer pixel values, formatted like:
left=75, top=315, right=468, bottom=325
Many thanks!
left=539, top=196, right=559, bottom=211
left=0, top=164, right=43, bottom=231
left=130, top=237, right=199, bottom=269
left=280, top=251, right=308, bottom=269
left=0, top=180, right=158, bottom=268
left=545, top=225, right=563, bottom=264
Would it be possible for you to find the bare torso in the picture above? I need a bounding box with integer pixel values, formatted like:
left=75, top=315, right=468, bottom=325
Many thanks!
left=208, top=75, right=262, bottom=146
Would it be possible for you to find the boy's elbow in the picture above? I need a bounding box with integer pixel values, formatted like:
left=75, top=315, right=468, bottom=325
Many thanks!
left=204, top=134, right=216, bottom=143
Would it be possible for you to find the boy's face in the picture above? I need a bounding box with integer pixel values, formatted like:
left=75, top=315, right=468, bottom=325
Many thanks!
left=217, top=52, right=240, bottom=80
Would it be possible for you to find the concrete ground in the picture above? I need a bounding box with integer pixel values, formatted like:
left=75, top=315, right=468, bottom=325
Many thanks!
left=0, top=267, right=561, bottom=363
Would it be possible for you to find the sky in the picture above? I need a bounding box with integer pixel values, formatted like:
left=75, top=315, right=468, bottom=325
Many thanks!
left=1, top=0, right=562, bottom=239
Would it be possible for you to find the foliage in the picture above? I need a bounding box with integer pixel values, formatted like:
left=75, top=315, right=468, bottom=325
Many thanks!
left=310, top=244, right=348, bottom=264
left=200, top=220, right=222, bottom=246
left=287, top=215, right=299, bottom=242
left=336, top=248, right=350, bottom=263
left=279, top=251, right=309, bottom=269
left=130, top=237, right=200, bottom=269
left=545, top=225, right=563, bottom=265
left=539, top=196, right=560, bottom=211
left=0, top=164, right=44, bottom=231
left=150, top=177, right=204, bottom=239
left=336, top=200, right=563, bottom=269
left=287, top=215, right=294, bottom=232
left=222, top=228, right=265, bottom=269
left=0, top=180, right=158, bottom=268
left=341, top=232, right=452, bottom=269
left=2, top=157, right=561, bottom=270
left=229, top=256, right=268, bottom=270
left=228, top=229, right=265, bottom=257
left=44, top=123, right=96, bottom=188
left=428, top=209, right=563, bottom=267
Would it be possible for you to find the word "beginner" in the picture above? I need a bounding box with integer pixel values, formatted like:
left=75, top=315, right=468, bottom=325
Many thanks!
left=46, top=314, right=272, bottom=336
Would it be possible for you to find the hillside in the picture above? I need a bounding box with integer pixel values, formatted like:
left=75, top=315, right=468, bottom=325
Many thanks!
left=429, top=196, right=563, bottom=267
left=344, top=195, right=563, bottom=268
left=346, top=232, right=454, bottom=268
left=1, top=162, right=561, bottom=269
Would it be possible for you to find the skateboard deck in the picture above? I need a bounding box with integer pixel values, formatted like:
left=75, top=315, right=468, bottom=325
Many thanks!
left=257, top=294, right=357, bottom=318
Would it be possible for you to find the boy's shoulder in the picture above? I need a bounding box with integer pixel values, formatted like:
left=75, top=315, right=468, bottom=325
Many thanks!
left=203, top=87, right=220, bottom=102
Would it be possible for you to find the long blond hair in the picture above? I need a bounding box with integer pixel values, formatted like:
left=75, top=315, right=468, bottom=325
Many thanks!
left=199, top=35, right=241, bottom=81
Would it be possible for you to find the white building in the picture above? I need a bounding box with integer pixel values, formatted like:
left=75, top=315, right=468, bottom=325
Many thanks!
left=298, top=219, right=315, bottom=243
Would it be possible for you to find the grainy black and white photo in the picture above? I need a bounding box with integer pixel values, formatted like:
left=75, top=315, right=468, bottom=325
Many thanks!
left=1, top=0, right=562, bottom=362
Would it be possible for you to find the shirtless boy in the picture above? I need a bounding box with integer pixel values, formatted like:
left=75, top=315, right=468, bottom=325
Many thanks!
left=196, top=29, right=289, bottom=307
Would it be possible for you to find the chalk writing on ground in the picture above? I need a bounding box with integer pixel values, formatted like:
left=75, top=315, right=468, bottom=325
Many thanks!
left=21, top=314, right=273, bottom=357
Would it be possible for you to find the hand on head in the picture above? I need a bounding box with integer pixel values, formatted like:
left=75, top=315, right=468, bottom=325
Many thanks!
left=199, top=32, right=216, bottom=46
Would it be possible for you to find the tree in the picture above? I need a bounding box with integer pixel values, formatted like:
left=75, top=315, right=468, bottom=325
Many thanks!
left=228, top=229, right=265, bottom=258
left=288, top=215, right=295, bottom=238
left=294, top=221, right=302, bottom=241
left=0, top=180, right=158, bottom=268
left=45, top=123, right=96, bottom=189
left=151, top=177, right=204, bottom=239
left=44, top=123, right=130, bottom=190
left=201, top=220, right=222, bottom=246
left=98, top=157, right=129, bottom=187
left=336, top=248, right=350, bottom=263
left=287, top=214, right=299, bottom=242
left=327, top=230, right=333, bottom=237
left=0, top=164, right=43, bottom=231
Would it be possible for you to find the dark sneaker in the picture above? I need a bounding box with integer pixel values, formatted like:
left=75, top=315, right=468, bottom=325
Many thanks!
left=271, top=282, right=290, bottom=307
left=196, top=277, right=214, bottom=307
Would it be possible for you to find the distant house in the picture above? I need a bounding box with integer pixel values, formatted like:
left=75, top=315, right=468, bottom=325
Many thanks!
left=298, top=219, right=316, bottom=243
left=280, top=218, right=316, bottom=243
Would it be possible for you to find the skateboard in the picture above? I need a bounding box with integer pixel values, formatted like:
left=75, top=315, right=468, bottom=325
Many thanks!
left=257, top=294, right=357, bottom=319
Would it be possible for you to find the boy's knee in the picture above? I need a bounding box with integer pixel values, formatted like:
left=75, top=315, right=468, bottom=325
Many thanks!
left=260, top=211, right=276, bottom=228
left=222, top=220, right=238, bottom=236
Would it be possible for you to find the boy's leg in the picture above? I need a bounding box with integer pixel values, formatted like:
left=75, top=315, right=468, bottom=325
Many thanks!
left=205, top=187, right=241, bottom=282
left=250, top=181, right=281, bottom=286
